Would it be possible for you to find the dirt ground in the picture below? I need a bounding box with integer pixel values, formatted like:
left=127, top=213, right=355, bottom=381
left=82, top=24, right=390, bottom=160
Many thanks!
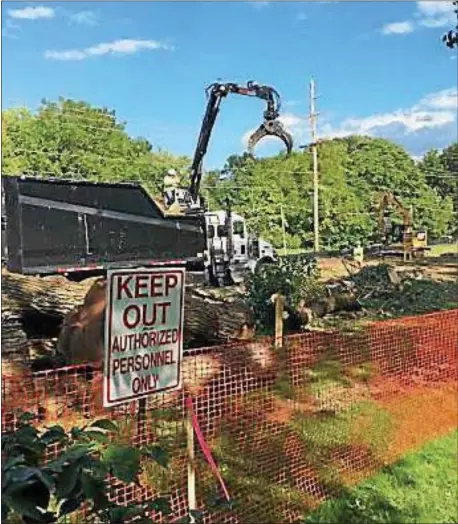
left=317, top=256, right=457, bottom=283
left=377, top=383, right=458, bottom=463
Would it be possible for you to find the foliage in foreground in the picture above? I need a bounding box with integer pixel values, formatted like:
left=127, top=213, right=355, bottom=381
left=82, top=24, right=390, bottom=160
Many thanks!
left=1, top=412, right=201, bottom=524
left=301, top=429, right=458, bottom=524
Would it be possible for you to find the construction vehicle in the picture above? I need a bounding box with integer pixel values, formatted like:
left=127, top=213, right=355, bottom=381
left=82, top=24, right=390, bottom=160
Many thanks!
left=2, top=80, right=293, bottom=286
left=184, top=80, right=293, bottom=207
left=376, top=191, right=429, bottom=260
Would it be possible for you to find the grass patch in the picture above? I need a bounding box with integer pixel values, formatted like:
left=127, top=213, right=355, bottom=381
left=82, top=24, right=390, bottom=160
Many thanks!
left=278, top=247, right=310, bottom=256
left=427, top=243, right=458, bottom=257
left=208, top=396, right=395, bottom=521
left=291, top=401, right=394, bottom=461
left=300, top=429, right=458, bottom=523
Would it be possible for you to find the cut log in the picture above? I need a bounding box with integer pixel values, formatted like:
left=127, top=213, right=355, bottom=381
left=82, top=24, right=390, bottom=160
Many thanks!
left=57, top=278, right=256, bottom=365
left=1, top=270, right=97, bottom=320
left=1, top=270, right=255, bottom=367
left=292, top=293, right=362, bottom=327
left=2, top=317, right=28, bottom=362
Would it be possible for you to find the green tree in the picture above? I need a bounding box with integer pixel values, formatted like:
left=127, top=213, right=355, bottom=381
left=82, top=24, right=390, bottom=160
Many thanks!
left=343, top=136, right=422, bottom=200
left=2, top=98, right=190, bottom=195
left=205, top=136, right=455, bottom=249
left=420, top=143, right=458, bottom=205
left=331, top=136, right=453, bottom=241
left=227, top=152, right=311, bottom=248
left=411, top=186, right=454, bottom=238
left=314, top=139, right=373, bottom=249
left=4, top=98, right=454, bottom=246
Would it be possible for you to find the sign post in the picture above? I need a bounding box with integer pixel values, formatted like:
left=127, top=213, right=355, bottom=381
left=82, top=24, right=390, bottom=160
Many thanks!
left=103, top=266, right=185, bottom=407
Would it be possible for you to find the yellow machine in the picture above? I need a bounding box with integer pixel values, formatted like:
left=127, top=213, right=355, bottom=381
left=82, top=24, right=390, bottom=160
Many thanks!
left=376, top=192, right=428, bottom=260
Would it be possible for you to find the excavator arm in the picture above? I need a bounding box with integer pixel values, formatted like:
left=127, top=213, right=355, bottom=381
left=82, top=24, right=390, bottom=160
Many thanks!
left=188, top=81, right=293, bottom=203
left=377, top=192, right=411, bottom=227
left=377, top=191, right=412, bottom=244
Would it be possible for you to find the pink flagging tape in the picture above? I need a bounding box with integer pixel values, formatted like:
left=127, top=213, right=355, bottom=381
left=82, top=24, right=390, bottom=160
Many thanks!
left=186, top=396, right=231, bottom=502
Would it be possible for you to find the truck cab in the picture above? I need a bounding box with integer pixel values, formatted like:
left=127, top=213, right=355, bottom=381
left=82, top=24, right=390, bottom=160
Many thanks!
left=204, top=210, right=276, bottom=284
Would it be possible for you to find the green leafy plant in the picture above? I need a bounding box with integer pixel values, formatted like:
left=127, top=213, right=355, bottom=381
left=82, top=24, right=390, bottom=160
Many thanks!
left=245, top=254, right=325, bottom=330
left=1, top=411, right=173, bottom=524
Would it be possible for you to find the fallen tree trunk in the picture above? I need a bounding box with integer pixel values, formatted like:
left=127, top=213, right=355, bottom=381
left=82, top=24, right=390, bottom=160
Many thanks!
left=1, top=270, right=97, bottom=320
left=1, top=270, right=255, bottom=366
left=288, top=292, right=363, bottom=327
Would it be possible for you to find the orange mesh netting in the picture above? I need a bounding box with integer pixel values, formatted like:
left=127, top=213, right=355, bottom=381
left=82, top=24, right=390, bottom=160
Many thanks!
left=2, top=309, right=457, bottom=523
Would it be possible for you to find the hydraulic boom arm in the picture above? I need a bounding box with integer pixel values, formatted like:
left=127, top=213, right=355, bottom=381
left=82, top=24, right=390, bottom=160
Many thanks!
left=377, top=192, right=412, bottom=230
left=377, top=191, right=413, bottom=244
left=189, top=80, right=293, bottom=202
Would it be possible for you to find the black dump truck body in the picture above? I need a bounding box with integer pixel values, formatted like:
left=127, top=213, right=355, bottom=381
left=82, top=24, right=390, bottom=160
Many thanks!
left=2, top=176, right=206, bottom=276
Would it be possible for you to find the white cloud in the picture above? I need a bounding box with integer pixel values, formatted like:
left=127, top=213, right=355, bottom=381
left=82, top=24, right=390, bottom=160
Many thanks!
left=241, top=87, right=457, bottom=157
left=324, top=109, right=454, bottom=136
left=381, top=2, right=456, bottom=36
left=417, top=88, right=457, bottom=110
left=69, top=11, right=98, bottom=26
left=45, top=39, right=173, bottom=61
left=278, top=113, right=304, bottom=129
left=251, top=1, right=270, bottom=9
left=2, top=19, right=22, bottom=39
left=417, top=1, right=455, bottom=18
left=417, top=1, right=456, bottom=28
left=320, top=88, right=457, bottom=138
left=8, top=5, right=54, bottom=20
left=382, top=21, right=414, bottom=35
left=318, top=87, right=457, bottom=156
left=284, top=100, right=301, bottom=107
left=419, top=17, right=451, bottom=28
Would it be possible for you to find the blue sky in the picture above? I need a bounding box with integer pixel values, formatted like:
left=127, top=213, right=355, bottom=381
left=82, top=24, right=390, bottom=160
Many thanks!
left=2, top=1, right=457, bottom=168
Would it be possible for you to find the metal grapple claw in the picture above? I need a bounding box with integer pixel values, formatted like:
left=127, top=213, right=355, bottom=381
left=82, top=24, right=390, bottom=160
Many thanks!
left=247, top=119, right=293, bottom=155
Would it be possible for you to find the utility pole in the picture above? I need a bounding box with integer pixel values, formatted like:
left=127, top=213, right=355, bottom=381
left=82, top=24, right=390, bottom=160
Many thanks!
left=280, top=202, right=287, bottom=254
left=309, top=79, right=319, bottom=252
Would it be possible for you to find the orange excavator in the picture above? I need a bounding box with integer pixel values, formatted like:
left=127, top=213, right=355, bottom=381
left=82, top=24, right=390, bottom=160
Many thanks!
left=376, top=191, right=428, bottom=260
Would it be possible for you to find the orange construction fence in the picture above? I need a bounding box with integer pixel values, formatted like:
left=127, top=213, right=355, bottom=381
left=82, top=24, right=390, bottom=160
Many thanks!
left=2, top=309, right=458, bottom=523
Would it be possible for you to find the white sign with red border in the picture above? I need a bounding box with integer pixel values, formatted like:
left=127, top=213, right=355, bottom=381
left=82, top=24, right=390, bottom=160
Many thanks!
left=103, top=266, right=185, bottom=407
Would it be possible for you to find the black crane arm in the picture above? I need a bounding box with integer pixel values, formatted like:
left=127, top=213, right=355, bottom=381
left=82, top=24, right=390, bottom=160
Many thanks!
left=188, top=81, right=293, bottom=203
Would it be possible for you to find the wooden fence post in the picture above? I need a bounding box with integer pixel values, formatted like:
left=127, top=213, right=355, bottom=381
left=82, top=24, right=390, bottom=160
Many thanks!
left=271, top=293, right=285, bottom=349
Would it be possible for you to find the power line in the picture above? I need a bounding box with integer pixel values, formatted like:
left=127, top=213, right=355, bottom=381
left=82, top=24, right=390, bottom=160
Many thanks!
left=2, top=172, right=456, bottom=198
left=4, top=151, right=456, bottom=179
left=309, top=78, right=320, bottom=253
left=3, top=173, right=454, bottom=216
left=4, top=111, right=457, bottom=174
left=6, top=108, right=457, bottom=165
